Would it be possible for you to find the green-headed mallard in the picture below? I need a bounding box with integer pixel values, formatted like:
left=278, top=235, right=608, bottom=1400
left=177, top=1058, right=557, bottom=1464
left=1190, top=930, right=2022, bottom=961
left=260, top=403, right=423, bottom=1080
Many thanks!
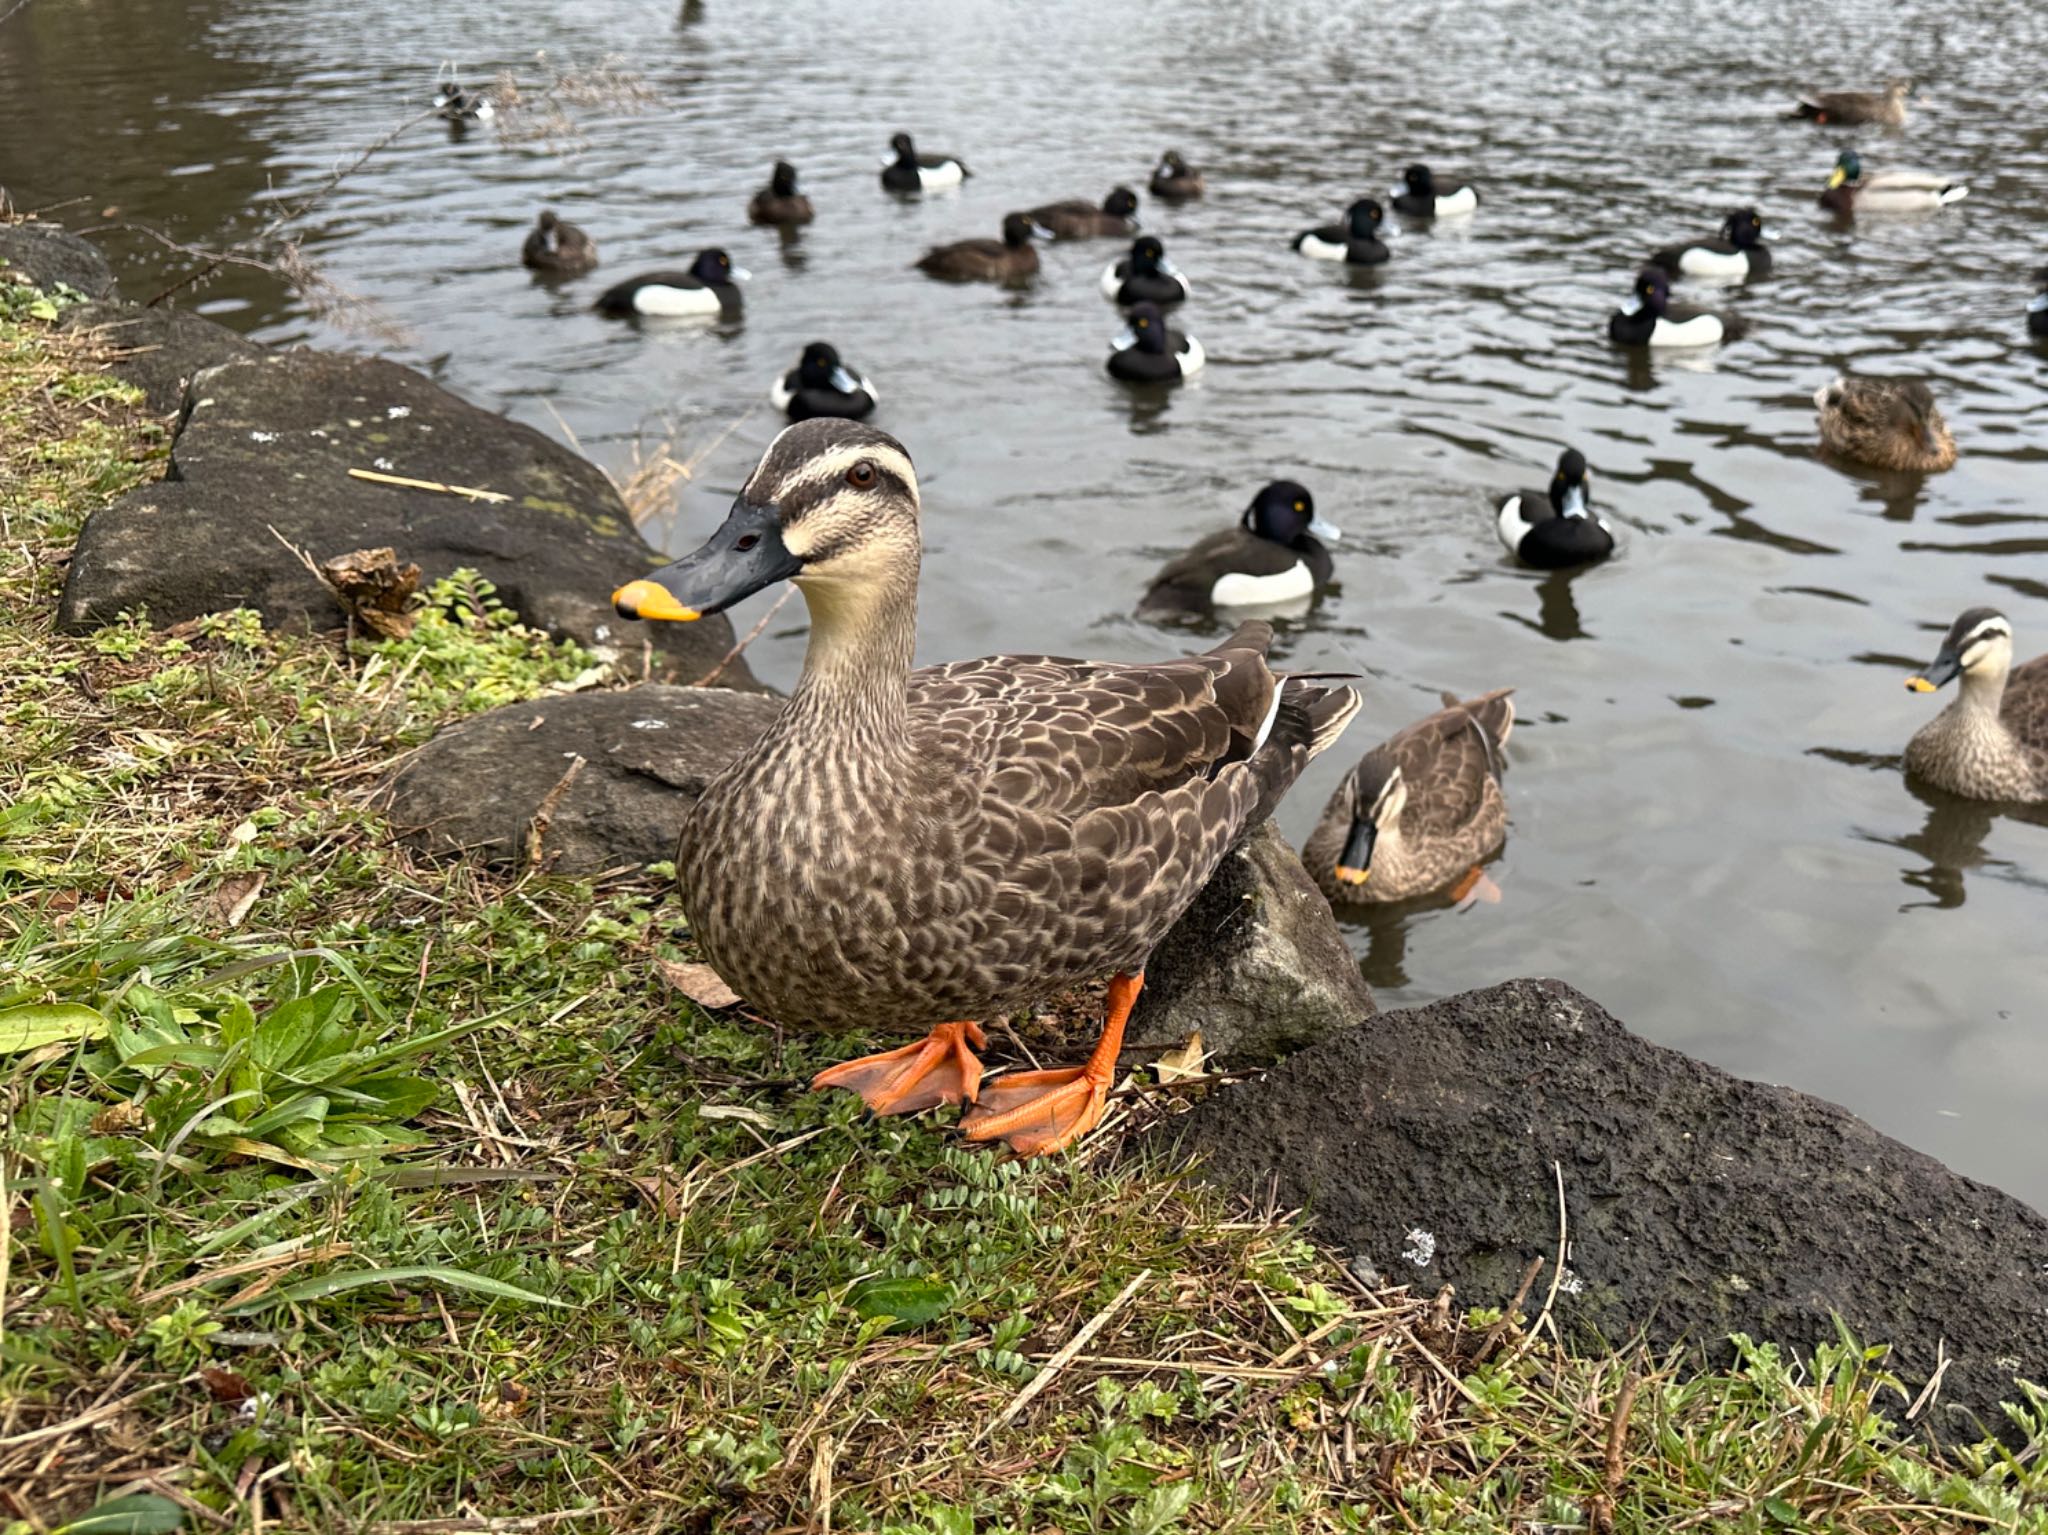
left=610, top=420, right=1361, bottom=1155
left=1790, top=78, right=1914, bottom=127
left=1904, top=609, right=2048, bottom=803
left=1818, top=150, right=1967, bottom=215
left=521, top=210, right=599, bottom=277
left=1813, top=375, right=1956, bottom=472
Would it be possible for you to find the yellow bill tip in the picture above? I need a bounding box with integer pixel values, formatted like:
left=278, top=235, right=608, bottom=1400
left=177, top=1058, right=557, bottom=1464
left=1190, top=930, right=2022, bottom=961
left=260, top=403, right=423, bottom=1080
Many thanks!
left=1333, top=865, right=1370, bottom=886
left=1905, top=676, right=1936, bottom=693
left=612, top=580, right=700, bottom=623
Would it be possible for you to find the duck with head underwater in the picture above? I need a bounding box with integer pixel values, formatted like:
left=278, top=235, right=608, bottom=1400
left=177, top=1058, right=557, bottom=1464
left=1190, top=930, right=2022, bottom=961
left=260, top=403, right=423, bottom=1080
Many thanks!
left=521, top=210, right=599, bottom=276
left=1294, top=199, right=1389, bottom=265
left=915, top=213, right=1053, bottom=284
left=1026, top=187, right=1141, bottom=240
left=1818, top=150, right=1967, bottom=215
left=770, top=341, right=877, bottom=421
left=1608, top=267, right=1724, bottom=347
left=1102, top=235, right=1192, bottom=306
left=607, top=419, right=1361, bottom=1156
left=594, top=249, right=748, bottom=318
left=749, top=160, right=814, bottom=225
left=1496, top=449, right=1615, bottom=569
left=1903, top=608, right=2048, bottom=803
left=1651, top=207, right=1772, bottom=281
left=1141, top=481, right=1339, bottom=620
left=1389, top=164, right=1478, bottom=219
left=882, top=132, right=970, bottom=193
left=1105, top=302, right=1204, bottom=384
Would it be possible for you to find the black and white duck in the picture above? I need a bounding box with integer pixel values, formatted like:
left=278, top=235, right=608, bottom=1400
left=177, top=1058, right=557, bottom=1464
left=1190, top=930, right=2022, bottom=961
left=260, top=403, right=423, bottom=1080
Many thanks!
left=593, top=249, right=748, bottom=318
left=1650, top=207, right=1771, bottom=281
left=1294, top=199, right=1389, bottom=265
left=770, top=341, right=877, bottom=421
left=1105, top=302, right=1204, bottom=384
left=881, top=132, right=970, bottom=193
left=1140, top=481, right=1338, bottom=619
left=1101, top=235, right=1191, bottom=306
left=1389, top=164, right=1477, bottom=219
left=1608, top=267, right=1724, bottom=347
left=1495, top=449, right=1615, bottom=569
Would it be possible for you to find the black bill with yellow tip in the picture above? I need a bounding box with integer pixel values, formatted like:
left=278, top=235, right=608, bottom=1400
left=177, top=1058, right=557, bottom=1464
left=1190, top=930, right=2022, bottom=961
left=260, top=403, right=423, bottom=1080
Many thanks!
left=612, top=497, right=801, bottom=622
left=1333, top=820, right=1376, bottom=886
left=1906, top=645, right=1960, bottom=694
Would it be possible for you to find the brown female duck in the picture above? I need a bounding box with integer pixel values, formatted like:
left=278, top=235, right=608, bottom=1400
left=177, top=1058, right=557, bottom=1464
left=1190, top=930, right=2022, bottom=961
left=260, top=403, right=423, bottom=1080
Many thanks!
left=1904, top=608, right=2048, bottom=803
left=1026, top=187, right=1140, bottom=239
left=521, top=210, right=599, bottom=276
left=1813, top=375, right=1956, bottom=472
left=611, top=420, right=1359, bottom=1155
left=749, top=160, right=814, bottom=225
left=915, top=213, right=1054, bottom=284
left=1790, top=78, right=1914, bottom=127
left=1303, top=689, right=1514, bottom=903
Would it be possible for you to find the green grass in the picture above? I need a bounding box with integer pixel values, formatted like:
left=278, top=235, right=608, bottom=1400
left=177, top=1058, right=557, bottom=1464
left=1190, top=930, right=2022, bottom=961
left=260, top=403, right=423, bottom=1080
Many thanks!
left=3, top=261, right=2046, bottom=1534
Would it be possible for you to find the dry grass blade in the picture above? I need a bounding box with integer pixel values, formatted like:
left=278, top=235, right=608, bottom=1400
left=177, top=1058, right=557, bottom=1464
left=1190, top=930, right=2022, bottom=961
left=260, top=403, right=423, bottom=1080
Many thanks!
left=977, top=1267, right=1154, bottom=1445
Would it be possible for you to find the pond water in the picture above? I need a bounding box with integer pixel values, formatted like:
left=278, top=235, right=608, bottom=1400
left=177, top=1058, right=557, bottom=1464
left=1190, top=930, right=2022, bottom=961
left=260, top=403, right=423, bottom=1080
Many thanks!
left=5, top=0, right=2046, bottom=1204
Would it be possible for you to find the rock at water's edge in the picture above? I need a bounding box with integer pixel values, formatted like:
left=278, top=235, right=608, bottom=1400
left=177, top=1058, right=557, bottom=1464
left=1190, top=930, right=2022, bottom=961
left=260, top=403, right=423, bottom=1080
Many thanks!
left=57, top=300, right=262, bottom=416
left=0, top=223, right=119, bottom=300
left=1168, top=976, right=2048, bottom=1442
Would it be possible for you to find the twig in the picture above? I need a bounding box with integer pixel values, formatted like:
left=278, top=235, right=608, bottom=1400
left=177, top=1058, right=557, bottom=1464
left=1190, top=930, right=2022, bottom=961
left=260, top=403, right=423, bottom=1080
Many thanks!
left=1504, top=1160, right=1569, bottom=1367
left=691, top=587, right=795, bottom=686
left=523, top=755, right=587, bottom=868
left=977, top=1268, right=1153, bottom=1445
left=0, top=1382, right=170, bottom=1450
left=1588, top=1371, right=1641, bottom=1535
left=1470, top=1254, right=1545, bottom=1366
left=347, top=468, right=511, bottom=504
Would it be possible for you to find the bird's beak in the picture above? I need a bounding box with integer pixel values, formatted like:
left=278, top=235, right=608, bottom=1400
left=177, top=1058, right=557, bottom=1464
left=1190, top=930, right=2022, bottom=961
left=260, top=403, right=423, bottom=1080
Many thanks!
left=1761, top=225, right=1779, bottom=240
left=828, top=364, right=861, bottom=393
left=1028, top=220, right=1055, bottom=242
left=612, top=498, right=801, bottom=622
left=1906, top=646, right=1961, bottom=693
left=1308, top=514, right=1343, bottom=543
left=1825, top=167, right=1848, bottom=189
left=1560, top=481, right=1589, bottom=518
left=1388, top=183, right=1404, bottom=198
left=730, top=266, right=752, bottom=282
left=1333, top=820, right=1376, bottom=885
left=1110, top=327, right=1136, bottom=350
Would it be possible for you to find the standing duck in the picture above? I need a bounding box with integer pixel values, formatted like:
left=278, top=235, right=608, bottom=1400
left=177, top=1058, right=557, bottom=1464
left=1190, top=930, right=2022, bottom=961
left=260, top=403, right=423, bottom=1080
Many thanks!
left=609, top=420, right=1361, bottom=1156
left=1105, top=302, right=1204, bottom=384
left=1496, top=449, right=1614, bottom=569
left=1150, top=151, right=1205, bottom=200
left=882, top=132, right=970, bottom=193
left=593, top=249, right=748, bottom=318
left=1813, top=375, right=1956, bottom=472
left=1294, top=199, right=1390, bottom=265
left=1101, top=235, right=1191, bottom=306
left=1790, top=78, right=1914, bottom=127
left=1389, top=164, right=1478, bottom=219
left=1608, top=267, right=1724, bottom=347
left=1140, top=480, right=1338, bottom=620
left=915, top=213, right=1052, bottom=284
left=1650, top=207, right=1772, bottom=281
left=521, top=210, right=599, bottom=276
left=1304, top=689, right=1516, bottom=904
left=749, top=160, right=815, bottom=225
left=1818, top=150, right=1967, bottom=215
left=2028, top=267, right=2048, bottom=338
left=1904, top=609, right=2048, bottom=803
left=1026, top=187, right=1140, bottom=240
left=770, top=341, right=877, bottom=421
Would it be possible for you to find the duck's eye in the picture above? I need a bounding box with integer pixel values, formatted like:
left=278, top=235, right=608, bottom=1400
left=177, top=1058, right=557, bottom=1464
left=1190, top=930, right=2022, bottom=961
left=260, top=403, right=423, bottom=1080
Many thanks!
left=1293, top=500, right=1305, bottom=512
left=847, top=460, right=878, bottom=489
left=1136, top=317, right=1149, bottom=328
left=735, top=533, right=761, bottom=551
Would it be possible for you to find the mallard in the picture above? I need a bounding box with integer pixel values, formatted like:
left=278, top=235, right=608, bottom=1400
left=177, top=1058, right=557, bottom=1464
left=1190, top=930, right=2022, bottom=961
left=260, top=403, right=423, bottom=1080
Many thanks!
left=1496, top=449, right=1614, bottom=569
left=1389, top=164, right=1478, bottom=219
left=882, top=132, right=970, bottom=193
left=1904, top=609, right=2048, bottom=803
left=1150, top=151, right=1205, bottom=200
left=1140, top=480, right=1339, bottom=620
left=1650, top=207, right=1772, bottom=281
left=521, top=210, right=599, bottom=277
left=1608, top=267, right=1724, bottom=347
left=2029, top=267, right=2048, bottom=338
left=432, top=80, right=494, bottom=123
left=1813, top=375, right=1956, bottom=472
left=1303, top=689, right=1515, bottom=904
left=1101, top=236, right=1191, bottom=306
left=1027, top=188, right=1141, bottom=240
left=770, top=342, right=877, bottom=421
left=1790, top=78, right=1914, bottom=127
left=1818, top=150, right=1967, bottom=215
left=594, top=250, right=748, bottom=318
left=749, top=161, right=815, bottom=226
left=1294, top=199, right=1389, bottom=265
left=609, top=420, right=1360, bottom=1155
left=1105, top=302, right=1204, bottom=384
left=915, top=213, right=1052, bottom=284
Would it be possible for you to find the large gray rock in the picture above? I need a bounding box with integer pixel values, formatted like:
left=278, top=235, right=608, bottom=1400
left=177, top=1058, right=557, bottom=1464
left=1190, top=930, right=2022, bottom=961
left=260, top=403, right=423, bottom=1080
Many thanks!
left=383, top=685, right=783, bottom=872
left=1125, top=823, right=1374, bottom=1066
left=0, top=222, right=118, bottom=300
left=57, top=350, right=754, bottom=686
left=1169, top=977, right=2048, bottom=1442
left=57, top=300, right=262, bottom=415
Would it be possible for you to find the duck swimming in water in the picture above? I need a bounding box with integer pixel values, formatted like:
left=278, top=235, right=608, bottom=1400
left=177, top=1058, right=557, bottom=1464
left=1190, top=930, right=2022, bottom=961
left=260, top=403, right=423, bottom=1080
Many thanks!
left=1496, top=449, right=1615, bottom=569
left=749, top=160, right=815, bottom=226
left=1101, top=235, right=1191, bottom=306
left=1105, top=302, right=1204, bottom=384
left=1903, top=608, right=2048, bottom=803
left=1026, top=187, right=1140, bottom=240
left=593, top=249, right=748, bottom=318
left=1140, top=481, right=1339, bottom=619
left=1150, top=150, right=1204, bottom=200
left=1812, top=375, right=1956, bottom=472
left=1294, top=199, right=1389, bottom=265
left=1607, top=267, right=1724, bottom=347
left=1650, top=207, right=1771, bottom=281
left=1789, top=77, right=1914, bottom=127
left=1818, top=150, right=1967, bottom=216
left=521, top=210, right=599, bottom=276
left=770, top=341, right=877, bottom=421
left=915, top=213, right=1053, bottom=284
left=881, top=132, right=970, bottom=193
left=1389, top=164, right=1478, bottom=219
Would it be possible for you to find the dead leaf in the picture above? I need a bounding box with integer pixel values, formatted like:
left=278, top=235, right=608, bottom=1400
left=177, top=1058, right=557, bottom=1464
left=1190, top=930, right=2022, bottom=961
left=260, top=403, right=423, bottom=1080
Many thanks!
left=91, top=1102, right=148, bottom=1135
left=478, top=1379, right=531, bottom=1421
left=698, top=1104, right=779, bottom=1130
left=655, top=959, right=741, bottom=1009
left=200, top=1365, right=254, bottom=1403
left=319, top=546, right=421, bottom=639
left=206, top=870, right=266, bottom=930
left=1154, top=1031, right=1208, bottom=1084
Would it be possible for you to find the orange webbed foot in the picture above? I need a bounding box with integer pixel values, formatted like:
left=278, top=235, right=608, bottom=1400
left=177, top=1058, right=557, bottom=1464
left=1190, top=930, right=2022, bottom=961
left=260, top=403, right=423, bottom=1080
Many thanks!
left=1449, top=865, right=1503, bottom=906
left=811, top=1020, right=988, bottom=1115
left=957, top=971, right=1143, bottom=1158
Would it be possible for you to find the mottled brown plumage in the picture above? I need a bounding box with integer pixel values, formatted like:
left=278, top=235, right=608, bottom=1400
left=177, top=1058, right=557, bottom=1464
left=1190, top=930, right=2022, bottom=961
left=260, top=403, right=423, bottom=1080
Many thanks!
left=1304, top=689, right=1514, bottom=903
left=1904, top=609, right=2048, bottom=803
left=1791, top=78, right=1913, bottom=127
left=1814, top=375, right=1957, bottom=472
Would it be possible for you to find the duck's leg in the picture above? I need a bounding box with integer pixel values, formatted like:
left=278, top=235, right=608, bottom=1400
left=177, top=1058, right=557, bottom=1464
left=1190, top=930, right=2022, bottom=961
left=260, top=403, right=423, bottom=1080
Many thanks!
left=960, top=972, right=1142, bottom=1157
left=811, top=1021, right=987, bottom=1115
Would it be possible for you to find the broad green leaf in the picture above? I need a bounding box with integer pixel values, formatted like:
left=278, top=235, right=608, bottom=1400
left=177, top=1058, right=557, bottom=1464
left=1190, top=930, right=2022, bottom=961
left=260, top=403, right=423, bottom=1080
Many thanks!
left=329, top=1073, right=438, bottom=1121
left=849, top=1276, right=954, bottom=1328
left=0, top=1003, right=109, bottom=1054
left=58, top=1492, right=187, bottom=1533
left=243, top=1093, right=330, bottom=1137
left=247, top=1264, right=571, bottom=1310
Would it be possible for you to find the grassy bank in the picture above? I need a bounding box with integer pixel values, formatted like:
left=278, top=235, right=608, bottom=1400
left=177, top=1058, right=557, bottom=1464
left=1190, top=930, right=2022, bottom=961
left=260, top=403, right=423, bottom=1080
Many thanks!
left=2, top=265, right=2044, bottom=1534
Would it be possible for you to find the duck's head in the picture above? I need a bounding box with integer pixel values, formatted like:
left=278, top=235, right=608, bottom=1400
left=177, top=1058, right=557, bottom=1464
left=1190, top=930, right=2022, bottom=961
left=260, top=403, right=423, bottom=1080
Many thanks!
left=796, top=341, right=861, bottom=394
left=1003, top=212, right=1056, bottom=248
left=1345, top=198, right=1385, bottom=238
left=1330, top=762, right=1408, bottom=886
left=1721, top=207, right=1766, bottom=249
left=1129, top=234, right=1174, bottom=275
left=2034, top=264, right=2048, bottom=294
left=889, top=132, right=916, bottom=161
left=614, top=420, right=918, bottom=622
left=1396, top=164, right=1435, bottom=197
left=1908, top=608, right=2012, bottom=693
left=1624, top=267, right=1671, bottom=317
left=1243, top=481, right=1340, bottom=546
left=1103, top=186, right=1140, bottom=220
left=1112, top=301, right=1170, bottom=355
left=771, top=159, right=799, bottom=195
left=1549, top=449, right=1591, bottom=515
left=1158, top=150, right=1188, bottom=175
left=536, top=209, right=560, bottom=232
left=1827, top=150, right=1863, bottom=190
left=691, top=248, right=748, bottom=286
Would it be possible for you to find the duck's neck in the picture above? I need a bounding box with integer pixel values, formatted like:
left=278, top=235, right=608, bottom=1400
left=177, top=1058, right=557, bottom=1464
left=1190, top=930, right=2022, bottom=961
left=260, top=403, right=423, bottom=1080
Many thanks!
left=786, top=570, right=918, bottom=747
left=1956, top=664, right=2009, bottom=722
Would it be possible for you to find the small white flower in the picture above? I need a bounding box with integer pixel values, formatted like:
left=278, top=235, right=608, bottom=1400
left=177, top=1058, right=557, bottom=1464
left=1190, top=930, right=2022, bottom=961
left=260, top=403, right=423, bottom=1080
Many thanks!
left=250, top=430, right=277, bottom=443
left=387, top=405, right=412, bottom=419
left=373, top=457, right=395, bottom=471
left=1402, top=1228, right=1436, bottom=1268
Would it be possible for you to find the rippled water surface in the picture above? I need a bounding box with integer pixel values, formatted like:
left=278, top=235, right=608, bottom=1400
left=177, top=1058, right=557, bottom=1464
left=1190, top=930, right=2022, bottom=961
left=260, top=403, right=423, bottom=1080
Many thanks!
left=6, top=0, right=2046, bottom=1202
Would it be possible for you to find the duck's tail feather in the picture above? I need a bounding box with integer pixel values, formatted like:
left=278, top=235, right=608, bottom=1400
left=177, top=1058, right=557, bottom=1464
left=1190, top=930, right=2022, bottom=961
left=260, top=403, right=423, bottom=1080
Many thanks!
left=1244, top=678, right=1361, bottom=826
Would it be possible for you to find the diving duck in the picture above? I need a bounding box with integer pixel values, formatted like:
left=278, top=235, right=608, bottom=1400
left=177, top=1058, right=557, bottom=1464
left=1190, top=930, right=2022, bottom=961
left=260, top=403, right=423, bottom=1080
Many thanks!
left=1904, top=609, right=2048, bottom=803
left=1813, top=375, right=1956, bottom=472
left=1150, top=151, right=1205, bottom=200
left=1294, top=199, right=1389, bottom=265
left=2029, top=267, right=2048, bottom=338
left=609, top=419, right=1361, bottom=1156
left=521, top=210, right=599, bottom=277
left=915, top=213, right=1052, bottom=284
left=749, top=160, right=815, bottom=226
left=1608, top=267, right=1724, bottom=348
left=1026, top=187, right=1140, bottom=240
left=1650, top=207, right=1771, bottom=281
left=1790, top=78, right=1914, bottom=127
left=770, top=341, right=877, bottom=421
left=1140, top=481, right=1339, bottom=620
left=594, top=249, right=748, bottom=318
left=1304, top=689, right=1515, bottom=904
left=1818, top=150, right=1967, bottom=215
left=1389, top=164, right=1478, bottom=219
left=1101, top=236, right=1191, bottom=306
left=1105, top=302, right=1204, bottom=384
left=882, top=132, right=970, bottom=193
left=1496, top=449, right=1614, bottom=569
left=432, top=80, right=494, bottom=123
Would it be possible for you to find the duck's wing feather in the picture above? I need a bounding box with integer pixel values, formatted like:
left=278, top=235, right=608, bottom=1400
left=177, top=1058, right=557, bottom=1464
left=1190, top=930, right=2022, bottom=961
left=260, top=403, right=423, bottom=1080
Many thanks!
left=2005, top=654, right=2048, bottom=753
left=1835, top=378, right=1939, bottom=434
left=1387, top=692, right=1515, bottom=840
left=1863, top=169, right=1951, bottom=191
left=1146, top=529, right=1296, bottom=598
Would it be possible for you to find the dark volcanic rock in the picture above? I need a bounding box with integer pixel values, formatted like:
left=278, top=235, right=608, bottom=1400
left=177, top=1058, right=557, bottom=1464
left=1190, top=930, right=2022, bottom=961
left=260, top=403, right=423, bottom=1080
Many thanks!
left=1171, top=977, right=2048, bottom=1440
left=57, top=300, right=263, bottom=415
left=57, top=350, right=753, bottom=686
left=0, top=223, right=119, bottom=299
left=383, top=685, right=782, bottom=872
left=1126, top=823, right=1374, bottom=1067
